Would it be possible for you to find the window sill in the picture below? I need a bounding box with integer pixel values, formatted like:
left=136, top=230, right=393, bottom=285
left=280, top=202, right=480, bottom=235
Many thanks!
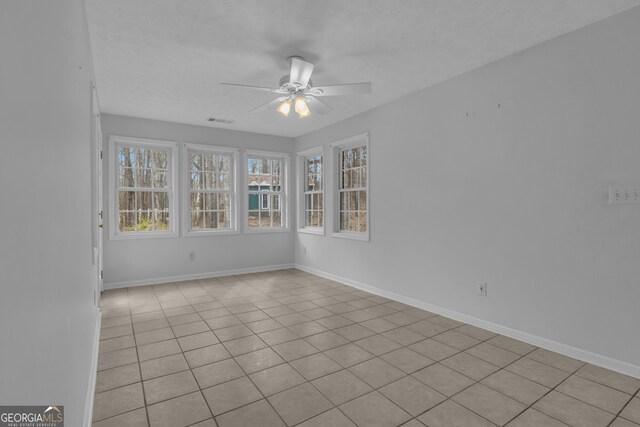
left=297, top=228, right=325, bottom=236
left=186, top=229, right=240, bottom=237
left=109, top=231, right=179, bottom=241
left=331, top=231, right=370, bottom=242
left=245, top=227, right=291, bottom=234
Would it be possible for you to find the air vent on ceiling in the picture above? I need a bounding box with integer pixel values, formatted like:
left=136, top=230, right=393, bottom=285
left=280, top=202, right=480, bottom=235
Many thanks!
left=207, top=117, right=234, bottom=124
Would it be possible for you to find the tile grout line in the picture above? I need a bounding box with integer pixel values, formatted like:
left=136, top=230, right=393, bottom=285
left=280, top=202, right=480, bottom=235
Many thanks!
left=96, top=270, right=639, bottom=427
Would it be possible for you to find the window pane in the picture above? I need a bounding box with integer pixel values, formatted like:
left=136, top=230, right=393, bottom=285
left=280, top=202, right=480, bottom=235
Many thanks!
left=272, top=211, right=282, bottom=227
left=305, top=210, right=312, bottom=227
left=203, top=172, right=216, bottom=190
left=119, top=146, right=135, bottom=168
left=317, top=193, right=323, bottom=209
left=137, top=168, right=153, bottom=188
left=360, top=167, right=367, bottom=187
left=318, top=211, right=323, bottom=227
left=258, top=175, right=270, bottom=191
left=191, top=172, right=202, bottom=190
left=119, top=212, right=135, bottom=232
left=271, top=194, right=280, bottom=211
left=218, top=210, right=230, bottom=229
left=340, top=192, right=347, bottom=211
left=248, top=211, right=259, bottom=228
left=118, top=191, right=135, bottom=211
left=359, top=212, right=367, bottom=232
left=220, top=155, right=231, bottom=174
left=352, top=168, right=361, bottom=188
left=191, top=153, right=202, bottom=172
left=353, top=148, right=360, bottom=167
left=191, top=193, right=204, bottom=211
left=219, top=193, right=230, bottom=211
left=360, top=146, right=367, bottom=167
left=204, top=212, right=217, bottom=229
left=137, top=211, right=153, bottom=231
left=118, top=168, right=136, bottom=187
left=340, top=212, right=349, bottom=231
left=203, top=153, right=215, bottom=171
left=136, top=191, right=153, bottom=211
left=342, top=170, right=351, bottom=189
left=261, top=159, right=271, bottom=174
left=260, top=211, right=271, bottom=227
left=349, top=212, right=359, bottom=231
left=154, top=170, right=167, bottom=188
left=349, top=191, right=358, bottom=211
left=311, top=211, right=319, bottom=227
left=312, top=194, right=320, bottom=210
left=248, top=194, right=259, bottom=210
left=153, top=192, right=169, bottom=211
left=248, top=158, right=259, bottom=175
left=272, top=175, right=281, bottom=191
left=191, top=211, right=203, bottom=230
left=154, top=150, right=168, bottom=169
left=156, top=211, right=170, bottom=230
left=206, top=193, right=218, bottom=211
left=218, top=173, right=231, bottom=190
left=260, top=194, right=270, bottom=210
left=359, top=191, right=367, bottom=211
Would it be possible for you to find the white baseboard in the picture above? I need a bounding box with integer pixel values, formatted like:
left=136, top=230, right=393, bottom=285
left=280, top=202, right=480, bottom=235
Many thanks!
left=83, top=310, right=101, bottom=427
left=103, top=263, right=295, bottom=290
left=295, top=263, right=640, bottom=380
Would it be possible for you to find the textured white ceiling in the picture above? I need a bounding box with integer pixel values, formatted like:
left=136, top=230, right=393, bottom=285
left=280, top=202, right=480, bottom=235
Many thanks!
left=86, top=0, right=640, bottom=137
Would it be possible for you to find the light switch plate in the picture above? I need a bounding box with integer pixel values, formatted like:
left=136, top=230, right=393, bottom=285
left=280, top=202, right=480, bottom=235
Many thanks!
left=609, top=185, right=640, bottom=205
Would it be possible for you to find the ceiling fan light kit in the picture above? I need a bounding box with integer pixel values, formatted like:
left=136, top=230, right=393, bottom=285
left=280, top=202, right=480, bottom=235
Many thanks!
left=276, top=99, right=292, bottom=117
left=221, top=56, right=372, bottom=119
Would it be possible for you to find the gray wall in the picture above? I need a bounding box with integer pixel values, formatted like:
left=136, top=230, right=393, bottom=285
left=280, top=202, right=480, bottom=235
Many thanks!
left=0, top=1, right=99, bottom=425
left=101, top=114, right=295, bottom=286
left=295, top=7, right=640, bottom=370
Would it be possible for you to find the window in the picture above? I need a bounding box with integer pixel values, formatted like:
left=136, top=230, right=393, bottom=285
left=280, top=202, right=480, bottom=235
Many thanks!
left=332, top=133, right=369, bottom=241
left=184, top=144, right=238, bottom=235
left=246, top=151, right=289, bottom=231
left=109, top=136, right=178, bottom=239
left=297, top=147, right=324, bottom=234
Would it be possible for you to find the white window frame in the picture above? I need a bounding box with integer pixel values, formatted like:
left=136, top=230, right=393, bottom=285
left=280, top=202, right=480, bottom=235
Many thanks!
left=244, top=149, right=290, bottom=233
left=183, top=143, right=239, bottom=236
left=331, top=132, right=370, bottom=241
left=296, top=146, right=325, bottom=235
left=108, top=135, right=179, bottom=240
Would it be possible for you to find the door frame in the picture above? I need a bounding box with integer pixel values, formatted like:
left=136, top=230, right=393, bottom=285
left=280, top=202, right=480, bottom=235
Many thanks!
left=91, top=82, right=104, bottom=298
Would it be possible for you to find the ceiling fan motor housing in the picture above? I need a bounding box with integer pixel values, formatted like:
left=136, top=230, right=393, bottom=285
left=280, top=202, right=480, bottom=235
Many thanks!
left=279, top=75, right=312, bottom=95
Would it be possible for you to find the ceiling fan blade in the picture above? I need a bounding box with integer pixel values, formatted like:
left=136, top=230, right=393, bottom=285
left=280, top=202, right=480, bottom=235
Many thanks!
left=220, top=83, right=285, bottom=93
left=307, top=96, right=333, bottom=115
left=289, top=57, right=314, bottom=87
left=250, top=96, right=288, bottom=113
left=311, top=82, right=371, bottom=96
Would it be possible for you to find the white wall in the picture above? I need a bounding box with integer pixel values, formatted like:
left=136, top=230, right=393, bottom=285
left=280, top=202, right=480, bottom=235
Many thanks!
left=295, top=7, right=640, bottom=371
left=101, top=114, right=295, bottom=286
left=0, top=1, right=99, bottom=425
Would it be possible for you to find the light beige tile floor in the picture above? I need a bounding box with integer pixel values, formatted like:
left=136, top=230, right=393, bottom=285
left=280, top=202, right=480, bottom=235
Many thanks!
left=93, top=269, right=640, bottom=427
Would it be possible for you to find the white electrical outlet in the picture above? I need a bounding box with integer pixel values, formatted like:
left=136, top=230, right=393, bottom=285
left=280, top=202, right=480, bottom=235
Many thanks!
left=477, top=282, right=488, bottom=297
left=303, top=246, right=307, bottom=256
left=189, top=252, right=196, bottom=262
left=609, top=185, right=640, bottom=205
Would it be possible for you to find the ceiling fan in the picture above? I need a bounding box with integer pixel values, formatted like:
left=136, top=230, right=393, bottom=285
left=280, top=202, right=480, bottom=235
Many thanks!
left=221, top=56, right=371, bottom=118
